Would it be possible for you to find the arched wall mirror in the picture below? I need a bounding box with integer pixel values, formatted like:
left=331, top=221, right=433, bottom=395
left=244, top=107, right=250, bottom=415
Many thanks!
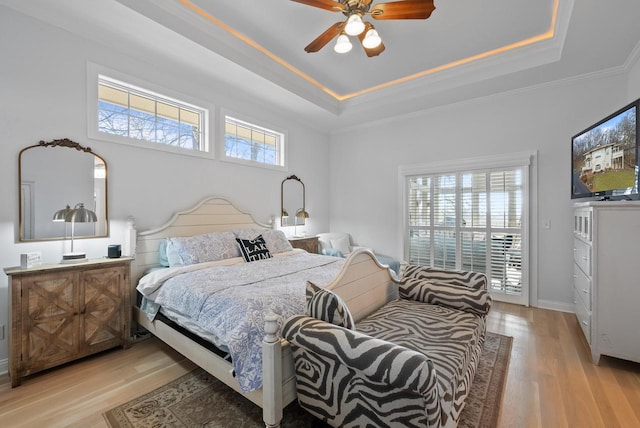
left=18, top=138, right=109, bottom=242
left=281, top=175, right=308, bottom=227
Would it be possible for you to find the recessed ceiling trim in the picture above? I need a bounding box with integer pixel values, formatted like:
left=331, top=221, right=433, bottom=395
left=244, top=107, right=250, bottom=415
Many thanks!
left=178, top=0, right=341, bottom=101
left=179, top=0, right=561, bottom=102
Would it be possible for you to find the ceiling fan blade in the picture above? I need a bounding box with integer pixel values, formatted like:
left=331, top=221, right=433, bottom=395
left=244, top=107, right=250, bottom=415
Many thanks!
left=291, top=0, right=346, bottom=13
left=304, top=22, right=345, bottom=53
left=358, top=22, right=385, bottom=57
left=370, top=0, right=435, bottom=20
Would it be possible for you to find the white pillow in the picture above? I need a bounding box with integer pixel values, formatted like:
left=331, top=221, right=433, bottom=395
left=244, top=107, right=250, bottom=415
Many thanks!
left=331, top=236, right=351, bottom=255
left=317, top=237, right=329, bottom=251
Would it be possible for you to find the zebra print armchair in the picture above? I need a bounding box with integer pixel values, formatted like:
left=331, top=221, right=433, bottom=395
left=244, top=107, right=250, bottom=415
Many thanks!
left=282, top=266, right=491, bottom=428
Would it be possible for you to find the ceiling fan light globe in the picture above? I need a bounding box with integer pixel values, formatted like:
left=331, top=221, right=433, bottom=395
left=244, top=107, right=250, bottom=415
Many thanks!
left=344, top=14, right=365, bottom=36
left=334, top=34, right=353, bottom=53
left=362, top=29, right=382, bottom=49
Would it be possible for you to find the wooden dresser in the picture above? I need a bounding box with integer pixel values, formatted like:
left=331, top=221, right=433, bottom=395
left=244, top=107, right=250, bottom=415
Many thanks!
left=4, top=257, right=132, bottom=387
left=288, top=236, right=319, bottom=254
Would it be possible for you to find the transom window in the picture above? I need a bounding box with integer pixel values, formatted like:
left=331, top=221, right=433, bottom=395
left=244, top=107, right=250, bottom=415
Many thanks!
left=98, top=76, right=206, bottom=152
left=223, top=116, right=285, bottom=168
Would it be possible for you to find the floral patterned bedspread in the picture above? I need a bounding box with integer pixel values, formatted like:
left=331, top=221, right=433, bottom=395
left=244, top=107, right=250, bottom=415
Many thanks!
left=146, top=252, right=344, bottom=393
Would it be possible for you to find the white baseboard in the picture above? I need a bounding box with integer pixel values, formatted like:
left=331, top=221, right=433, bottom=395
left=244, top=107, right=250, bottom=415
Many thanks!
left=0, top=358, right=7, bottom=376
left=537, top=299, right=575, bottom=313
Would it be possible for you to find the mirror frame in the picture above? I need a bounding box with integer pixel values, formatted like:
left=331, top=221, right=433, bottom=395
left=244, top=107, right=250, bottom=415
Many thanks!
left=18, top=138, right=109, bottom=242
left=280, top=174, right=307, bottom=227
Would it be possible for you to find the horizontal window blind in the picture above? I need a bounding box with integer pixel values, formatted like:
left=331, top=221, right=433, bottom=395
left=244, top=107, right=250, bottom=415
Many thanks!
left=406, top=165, right=526, bottom=302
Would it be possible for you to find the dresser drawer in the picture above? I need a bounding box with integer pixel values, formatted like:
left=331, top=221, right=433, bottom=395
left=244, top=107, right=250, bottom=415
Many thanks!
left=574, top=290, right=591, bottom=344
left=573, top=263, right=592, bottom=310
left=573, top=238, right=591, bottom=276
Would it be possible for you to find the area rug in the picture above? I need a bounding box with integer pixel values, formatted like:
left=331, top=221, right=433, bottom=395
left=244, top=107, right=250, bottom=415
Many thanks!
left=104, top=332, right=512, bottom=428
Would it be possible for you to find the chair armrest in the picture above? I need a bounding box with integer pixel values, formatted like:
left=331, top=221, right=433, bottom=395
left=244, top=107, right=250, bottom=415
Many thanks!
left=399, top=277, right=492, bottom=316
left=402, top=265, right=488, bottom=290
left=283, top=315, right=438, bottom=396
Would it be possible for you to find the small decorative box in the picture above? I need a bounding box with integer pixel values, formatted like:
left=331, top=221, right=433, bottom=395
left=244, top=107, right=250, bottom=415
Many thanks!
left=20, top=252, right=42, bottom=268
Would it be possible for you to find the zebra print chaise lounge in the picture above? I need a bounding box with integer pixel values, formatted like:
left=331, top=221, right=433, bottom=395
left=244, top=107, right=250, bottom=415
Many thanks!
left=282, top=265, right=492, bottom=428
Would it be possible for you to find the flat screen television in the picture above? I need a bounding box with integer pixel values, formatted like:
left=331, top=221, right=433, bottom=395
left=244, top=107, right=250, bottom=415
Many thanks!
left=571, top=99, right=639, bottom=199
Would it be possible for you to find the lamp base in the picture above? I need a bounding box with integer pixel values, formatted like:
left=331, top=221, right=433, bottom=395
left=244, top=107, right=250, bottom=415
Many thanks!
left=61, top=252, right=89, bottom=263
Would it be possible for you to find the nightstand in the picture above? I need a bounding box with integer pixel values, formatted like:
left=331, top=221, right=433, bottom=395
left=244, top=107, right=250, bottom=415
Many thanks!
left=4, top=257, right=132, bottom=387
left=289, top=236, right=319, bottom=254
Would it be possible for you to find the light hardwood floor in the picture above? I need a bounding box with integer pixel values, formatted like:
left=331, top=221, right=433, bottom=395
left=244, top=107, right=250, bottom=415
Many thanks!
left=0, top=302, right=639, bottom=427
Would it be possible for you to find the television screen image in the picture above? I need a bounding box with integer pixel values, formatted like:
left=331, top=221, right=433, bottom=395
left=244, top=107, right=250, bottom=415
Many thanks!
left=571, top=100, right=639, bottom=199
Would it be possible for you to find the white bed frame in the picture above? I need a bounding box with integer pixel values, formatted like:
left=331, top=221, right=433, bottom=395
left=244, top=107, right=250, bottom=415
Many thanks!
left=130, top=196, right=398, bottom=427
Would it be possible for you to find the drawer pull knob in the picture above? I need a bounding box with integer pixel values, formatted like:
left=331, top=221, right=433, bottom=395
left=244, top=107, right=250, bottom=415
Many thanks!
left=582, top=289, right=588, bottom=294
left=582, top=320, right=588, bottom=326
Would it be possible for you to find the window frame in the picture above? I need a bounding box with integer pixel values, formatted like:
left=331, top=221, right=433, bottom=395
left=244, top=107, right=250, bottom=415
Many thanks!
left=219, top=109, right=287, bottom=171
left=87, top=62, right=213, bottom=159
left=399, top=151, right=536, bottom=306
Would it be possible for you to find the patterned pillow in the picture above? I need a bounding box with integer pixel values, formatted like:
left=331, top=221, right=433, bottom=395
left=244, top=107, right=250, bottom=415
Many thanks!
left=234, top=229, right=293, bottom=254
left=166, top=231, right=240, bottom=267
left=234, top=228, right=264, bottom=240
left=236, top=235, right=273, bottom=262
left=306, top=281, right=355, bottom=330
left=399, top=278, right=492, bottom=316
left=262, top=229, right=294, bottom=253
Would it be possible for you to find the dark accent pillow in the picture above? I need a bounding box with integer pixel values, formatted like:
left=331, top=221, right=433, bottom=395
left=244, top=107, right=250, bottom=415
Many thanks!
left=306, top=281, right=355, bottom=330
left=236, top=235, right=273, bottom=262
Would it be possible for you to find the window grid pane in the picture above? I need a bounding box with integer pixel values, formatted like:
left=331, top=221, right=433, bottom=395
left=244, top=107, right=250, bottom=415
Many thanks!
left=408, top=176, right=431, bottom=227
left=98, top=76, right=205, bottom=152
left=461, top=231, right=487, bottom=272
left=461, top=172, right=487, bottom=228
left=408, top=229, right=431, bottom=265
left=224, top=116, right=284, bottom=167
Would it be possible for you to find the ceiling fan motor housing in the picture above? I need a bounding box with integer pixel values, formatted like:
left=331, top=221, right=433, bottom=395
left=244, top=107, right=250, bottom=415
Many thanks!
left=341, top=0, right=371, bottom=16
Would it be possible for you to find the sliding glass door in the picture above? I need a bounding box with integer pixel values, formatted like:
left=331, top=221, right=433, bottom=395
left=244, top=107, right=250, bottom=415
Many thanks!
left=405, top=163, right=529, bottom=305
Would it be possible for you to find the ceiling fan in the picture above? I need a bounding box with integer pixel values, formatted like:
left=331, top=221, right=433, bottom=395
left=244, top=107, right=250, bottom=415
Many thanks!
left=291, top=0, right=436, bottom=57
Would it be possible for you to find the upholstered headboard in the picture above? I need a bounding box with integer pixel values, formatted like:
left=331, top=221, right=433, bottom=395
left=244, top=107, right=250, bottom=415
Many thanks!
left=131, top=196, right=272, bottom=289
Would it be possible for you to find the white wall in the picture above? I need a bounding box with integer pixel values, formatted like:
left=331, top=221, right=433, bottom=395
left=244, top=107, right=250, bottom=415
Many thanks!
left=0, top=8, right=330, bottom=367
left=328, top=72, right=630, bottom=309
left=628, top=49, right=640, bottom=100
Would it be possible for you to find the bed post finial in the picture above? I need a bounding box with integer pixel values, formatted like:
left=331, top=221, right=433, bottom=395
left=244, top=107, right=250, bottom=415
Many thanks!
left=123, top=216, right=136, bottom=257
left=264, top=313, right=279, bottom=341
left=263, top=313, right=283, bottom=428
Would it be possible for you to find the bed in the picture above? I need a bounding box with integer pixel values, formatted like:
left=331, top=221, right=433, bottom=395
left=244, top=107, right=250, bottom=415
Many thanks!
left=130, top=197, right=398, bottom=428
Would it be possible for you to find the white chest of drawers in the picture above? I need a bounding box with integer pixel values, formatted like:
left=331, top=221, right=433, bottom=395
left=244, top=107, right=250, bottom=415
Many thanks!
left=573, top=201, right=640, bottom=364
